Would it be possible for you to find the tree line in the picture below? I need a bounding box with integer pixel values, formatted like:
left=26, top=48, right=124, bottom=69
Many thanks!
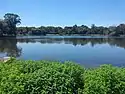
left=0, top=13, right=125, bottom=36
left=17, top=24, right=125, bottom=36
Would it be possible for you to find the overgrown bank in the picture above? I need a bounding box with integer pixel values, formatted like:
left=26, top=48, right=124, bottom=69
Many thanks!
left=0, top=59, right=125, bottom=94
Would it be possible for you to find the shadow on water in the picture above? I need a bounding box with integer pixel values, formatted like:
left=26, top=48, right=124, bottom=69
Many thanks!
left=0, top=38, right=22, bottom=57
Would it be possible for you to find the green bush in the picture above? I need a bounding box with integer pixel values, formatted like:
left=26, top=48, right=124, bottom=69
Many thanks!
left=0, top=59, right=125, bottom=94
left=84, top=65, right=125, bottom=94
left=0, top=60, right=84, bottom=94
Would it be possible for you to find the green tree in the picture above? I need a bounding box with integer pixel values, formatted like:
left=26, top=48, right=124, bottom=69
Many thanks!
left=116, top=24, right=125, bottom=35
left=108, top=26, right=118, bottom=36
left=4, top=13, right=21, bottom=36
left=0, top=19, right=10, bottom=36
left=79, top=25, right=90, bottom=34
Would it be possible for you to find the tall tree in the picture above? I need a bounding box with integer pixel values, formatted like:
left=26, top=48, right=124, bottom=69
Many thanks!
left=4, top=13, right=21, bottom=36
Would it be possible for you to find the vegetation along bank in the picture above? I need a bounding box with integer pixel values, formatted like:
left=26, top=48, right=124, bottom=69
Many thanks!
left=0, top=58, right=125, bottom=94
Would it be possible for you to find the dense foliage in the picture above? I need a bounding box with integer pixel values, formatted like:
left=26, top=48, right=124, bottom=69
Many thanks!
left=17, top=24, right=125, bottom=36
left=84, top=65, right=125, bottom=94
left=0, top=13, right=21, bottom=36
left=0, top=59, right=125, bottom=94
left=0, top=13, right=125, bottom=36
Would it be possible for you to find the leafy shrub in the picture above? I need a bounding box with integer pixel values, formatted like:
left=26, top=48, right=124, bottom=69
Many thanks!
left=84, top=65, right=125, bottom=94
left=0, top=59, right=125, bottom=94
left=0, top=60, right=84, bottom=94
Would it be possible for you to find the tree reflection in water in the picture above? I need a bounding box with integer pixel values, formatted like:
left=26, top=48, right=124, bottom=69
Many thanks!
left=0, top=38, right=22, bottom=57
left=17, top=38, right=125, bottom=49
left=0, top=37, right=125, bottom=58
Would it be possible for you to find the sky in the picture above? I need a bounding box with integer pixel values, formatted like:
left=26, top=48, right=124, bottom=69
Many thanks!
left=0, top=0, right=125, bottom=27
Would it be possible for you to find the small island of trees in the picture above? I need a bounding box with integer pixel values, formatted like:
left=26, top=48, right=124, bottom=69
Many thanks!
left=0, top=13, right=125, bottom=37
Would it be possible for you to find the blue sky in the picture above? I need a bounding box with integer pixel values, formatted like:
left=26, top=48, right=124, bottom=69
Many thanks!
left=0, top=0, right=125, bottom=27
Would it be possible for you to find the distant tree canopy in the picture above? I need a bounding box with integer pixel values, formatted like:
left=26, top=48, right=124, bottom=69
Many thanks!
left=0, top=13, right=125, bottom=36
left=0, top=13, right=21, bottom=36
left=17, top=24, right=125, bottom=36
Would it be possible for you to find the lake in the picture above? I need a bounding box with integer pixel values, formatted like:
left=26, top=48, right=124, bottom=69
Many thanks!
left=0, top=36, right=125, bottom=67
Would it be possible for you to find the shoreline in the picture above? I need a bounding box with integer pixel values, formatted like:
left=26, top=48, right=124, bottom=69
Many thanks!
left=0, top=35, right=125, bottom=39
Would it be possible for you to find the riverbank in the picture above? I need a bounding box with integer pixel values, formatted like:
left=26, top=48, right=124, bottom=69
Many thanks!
left=0, top=35, right=125, bottom=40
left=0, top=59, right=125, bottom=93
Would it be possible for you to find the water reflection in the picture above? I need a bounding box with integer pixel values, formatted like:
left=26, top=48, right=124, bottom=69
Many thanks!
left=0, top=37, right=125, bottom=61
left=17, top=38, right=125, bottom=48
left=0, top=39, right=22, bottom=57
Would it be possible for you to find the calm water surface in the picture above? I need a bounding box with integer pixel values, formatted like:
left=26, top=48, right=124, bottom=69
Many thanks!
left=0, top=36, right=125, bottom=67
